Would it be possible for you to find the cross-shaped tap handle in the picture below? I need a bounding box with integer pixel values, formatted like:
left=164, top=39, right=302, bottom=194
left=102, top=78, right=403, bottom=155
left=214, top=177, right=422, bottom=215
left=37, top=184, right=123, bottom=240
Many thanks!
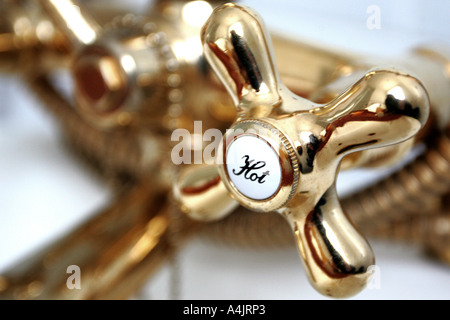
left=174, top=3, right=429, bottom=298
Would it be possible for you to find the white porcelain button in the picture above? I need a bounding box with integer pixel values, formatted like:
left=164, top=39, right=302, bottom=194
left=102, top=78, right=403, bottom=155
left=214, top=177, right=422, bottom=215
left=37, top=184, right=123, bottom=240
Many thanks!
left=226, top=135, right=282, bottom=200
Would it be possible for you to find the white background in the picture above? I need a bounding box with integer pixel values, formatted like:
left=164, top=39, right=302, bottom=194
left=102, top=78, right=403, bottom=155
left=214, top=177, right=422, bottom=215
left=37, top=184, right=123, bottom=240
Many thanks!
left=0, top=0, right=449, bottom=300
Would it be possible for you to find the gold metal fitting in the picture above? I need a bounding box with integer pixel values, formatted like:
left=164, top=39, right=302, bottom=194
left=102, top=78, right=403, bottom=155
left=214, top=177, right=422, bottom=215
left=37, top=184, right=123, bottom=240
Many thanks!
left=174, top=3, right=430, bottom=298
left=42, top=0, right=234, bottom=131
left=71, top=18, right=164, bottom=129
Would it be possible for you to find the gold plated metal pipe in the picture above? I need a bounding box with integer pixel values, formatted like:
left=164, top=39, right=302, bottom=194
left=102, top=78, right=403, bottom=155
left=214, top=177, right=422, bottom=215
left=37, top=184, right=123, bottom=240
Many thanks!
left=0, top=182, right=197, bottom=300
left=0, top=0, right=70, bottom=72
left=38, top=0, right=102, bottom=50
